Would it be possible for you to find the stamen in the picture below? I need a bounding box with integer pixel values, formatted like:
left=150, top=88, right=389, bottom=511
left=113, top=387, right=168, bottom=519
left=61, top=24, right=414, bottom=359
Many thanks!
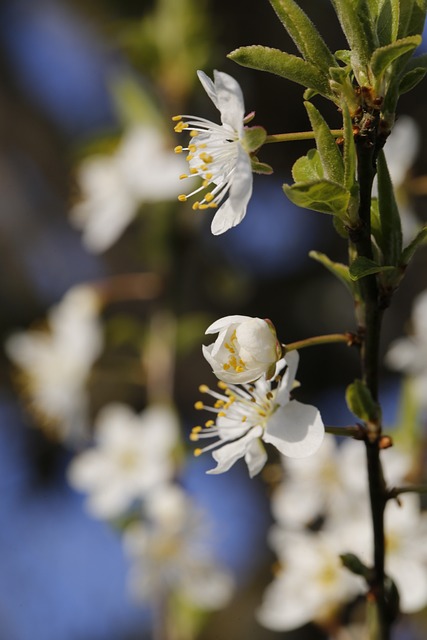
left=172, top=115, right=182, bottom=121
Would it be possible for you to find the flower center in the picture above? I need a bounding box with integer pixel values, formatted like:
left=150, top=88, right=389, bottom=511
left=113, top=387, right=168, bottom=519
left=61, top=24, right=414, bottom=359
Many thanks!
left=223, top=330, right=247, bottom=373
left=172, top=115, right=239, bottom=211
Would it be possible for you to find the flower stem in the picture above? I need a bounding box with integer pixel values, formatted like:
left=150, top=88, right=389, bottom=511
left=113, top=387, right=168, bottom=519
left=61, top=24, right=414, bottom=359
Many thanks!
left=265, top=130, right=342, bottom=144
left=283, top=332, right=358, bottom=353
left=325, top=424, right=365, bottom=438
left=388, top=484, right=427, bottom=499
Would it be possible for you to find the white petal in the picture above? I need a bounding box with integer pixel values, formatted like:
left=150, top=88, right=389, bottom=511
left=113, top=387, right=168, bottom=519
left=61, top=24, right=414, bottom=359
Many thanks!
left=207, top=426, right=263, bottom=475
left=264, top=400, right=324, bottom=458
left=211, top=147, right=252, bottom=235
left=213, top=70, right=245, bottom=133
left=204, top=315, right=251, bottom=335
left=197, top=70, right=219, bottom=110
left=389, top=557, right=427, bottom=613
left=245, top=438, right=268, bottom=478
left=276, top=350, right=299, bottom=401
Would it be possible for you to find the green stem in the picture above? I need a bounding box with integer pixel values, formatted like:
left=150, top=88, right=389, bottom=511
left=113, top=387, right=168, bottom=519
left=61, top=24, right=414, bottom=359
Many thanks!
left=354, top=129, right=389, bottom=639
left=325, top=424, right=365, bottom=438
left=283, top=332, right=357, bottom=353
left=265, top=129, right=342, bottom=144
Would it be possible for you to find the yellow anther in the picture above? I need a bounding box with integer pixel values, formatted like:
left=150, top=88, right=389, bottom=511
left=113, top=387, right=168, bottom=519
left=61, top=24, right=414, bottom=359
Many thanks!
left=242, top=416, right=247, bottom=422
left=190, top=168, right=198, bottom=175
left=192, top=426, right=202, bottom=433
left=174, top=122, right=189, bottom=132
left=199, top=384, right=210, bottom=393
left=199, top=204, right=210, bottom=210
left=205, top=420, right=214, bottom=427
left=205, top=173, right=213, bottom=180
left=223, top=363, right=231, bottom=370
left=200, top=152, right=213, bottom=163
left=190, top=130, right=198, bottom=137
left=204, top=191, right=214, bottom=202
left=174, top=145, right=183, bottom=153
left=188, top=144, right=197, bottom=153
left=202, top=180, right=210, bottom=188
left=192, top=202, right=200, bottom=210
left=199, top=143, right=207, bottom=149
left=194, top=401, right=204, bottom=410
left=217, top=381, right=228, bottom=390
left=200, top=164, right=209, bottom=171
left=214, top=400, right=224, bottom=408
left=178, top=194, right=187, bottom=202
left=194, top=448, right=203, bottom=457
left=172, top=115, right=182, bottom=121
left=209, top=203, right=218, bottom=208
left=218, top=411, right=226, bottom=417
left=236, top=366, right=245, bottom=373
left=186, top=154, right=194, bottom=161
left=190, top=433, right=199, bottom=441
left=179, top=174, right=189, bottom=180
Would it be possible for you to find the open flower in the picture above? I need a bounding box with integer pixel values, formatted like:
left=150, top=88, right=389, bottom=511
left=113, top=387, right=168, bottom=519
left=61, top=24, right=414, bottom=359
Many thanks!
left=71, top=125, right=185, bottom=252
left=202, top=315, right=282, bottom=384
left=191, top=351, right=324, bottom=477
left=124, top=484, right=234, bottom=609
left=67, top=404, right=179, bottom=519
left=173, top=70, right=253, bottom=235
left=5, top=285, right=103, bottom=444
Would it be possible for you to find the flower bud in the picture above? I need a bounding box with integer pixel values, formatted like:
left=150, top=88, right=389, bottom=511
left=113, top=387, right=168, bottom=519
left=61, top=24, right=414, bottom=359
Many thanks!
left=202, top=315, right=282, bottom=384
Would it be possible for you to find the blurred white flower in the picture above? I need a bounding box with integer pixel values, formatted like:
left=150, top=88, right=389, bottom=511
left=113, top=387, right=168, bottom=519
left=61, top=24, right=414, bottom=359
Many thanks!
left=71, top=125, right=185, bottom=252
left=202, top=315, right=282, bottom=384
left=68, top=404, right=179, bottom=519
left=173, top=70, right=253, bottom=235
left=273, top=438, right=412, bottom=526
left=192, top=351, right=324, bottom=477
left=6, top=285, right=102, bottom=444
left=257, top=528, right=363, bottom=631
left=124, top=484, right=234, bottom=609
left=386, top=289, right=427, bottom=406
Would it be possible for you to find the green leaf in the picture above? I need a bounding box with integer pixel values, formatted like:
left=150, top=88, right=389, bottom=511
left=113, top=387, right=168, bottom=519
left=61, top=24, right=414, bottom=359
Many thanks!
left=305, top=102, right=345, bottom=185
left=268, top=0, right=336, bottom=72
left=375, top=0, right=400, bottom=45
left=342, top=102, right=356, bottom=191
left=335, top=49, right=352, bottom=64
left=242, top=126, right=267, bottom=152
left=228, top=46, right=333, bottom=98
left=399, top=66, right=427, bottom=93
left=401, top=225, right=427, bottom=264
left=309, top=250, right=354, bottom=294
left=398, top=0, right=427, bottom=38
left=349, top=256, right=395, bottom=280
left=283, top=179, right=350, bottom=216
left=376, top=149, right=402, bottom=265
left=346, top=379, right=381, bottom=422
left=340, top=553, right=372, bottom=578
left=291, top=149, right=324, bottom=182
left=330, top=0, right=376, bottom=68
left=370, top=35, right=421, bottom=78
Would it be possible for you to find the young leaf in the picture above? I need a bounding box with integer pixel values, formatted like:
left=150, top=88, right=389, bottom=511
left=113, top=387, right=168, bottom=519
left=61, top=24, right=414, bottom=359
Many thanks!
left=268, top=0, right=337, bottom=73
left=398, top=0, right=427, bottom=38
left=283, top=180, right=350, bottom=216
left=401, top=225, right=427, bottom=264
left=309, top=250, right=354, bottom=295
left=342, top=102, right=357, bottom=192
left=370, top=35, right=421, bottom=78
left=228, top=46, right=333, bottom=98
left=305, top=102, right=345, bottom=185
left=349, top=256, right=395, bottom=280
left=375, top=0, right=400, bottom=45
left=346, top=379, right=381, bottom=423
left=291, top=149, right=324, bottom=182
left=330, top=0, right=376, bottom=68
left=399, top=67, right=427, bottom=94
left=376, top=149, right=402, bottom=265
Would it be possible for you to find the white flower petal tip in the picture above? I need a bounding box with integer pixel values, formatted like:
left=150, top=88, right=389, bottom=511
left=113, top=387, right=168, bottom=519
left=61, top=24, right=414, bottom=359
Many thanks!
left=192, top=351, right=324, bottom=476
left=202, top=315, right=282, bottom=384
left=173, top=70, right=253, bottom=234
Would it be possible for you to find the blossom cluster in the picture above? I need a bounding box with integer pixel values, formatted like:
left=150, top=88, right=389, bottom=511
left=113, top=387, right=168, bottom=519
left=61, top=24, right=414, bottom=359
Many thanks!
left=258, top=437, right=427, bottom=631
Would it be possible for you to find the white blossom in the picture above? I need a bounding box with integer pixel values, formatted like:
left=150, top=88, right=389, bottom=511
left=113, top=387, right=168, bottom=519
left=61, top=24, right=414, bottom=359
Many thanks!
left=192, top=351, right=324, bottom=477
left=124, top=484, right=234, bottom=609
left=173, top=70, right=253, bottom=235
left=257, top=528, right=363, bottom=631
left=67, top=404, right=179, bottom=519
left=6, top=285, right=103, bottom=444
left=202, top=315, right=282, bottom=384
left=386, top=289, right=427, bottom=406
left=71, top=125, right=185, bottom=252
